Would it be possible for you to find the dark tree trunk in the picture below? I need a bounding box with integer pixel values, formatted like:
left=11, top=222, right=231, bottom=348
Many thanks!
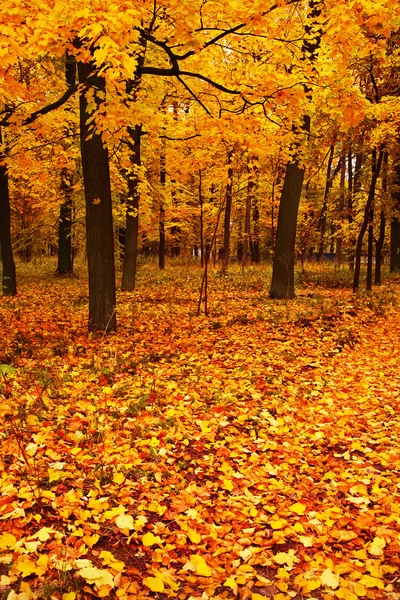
left=366, top=209, right=374, bottom=291
left=251, top=195, right=260, bottom=263
left=242, top=166, right=253, bottom=268
left=121, top=124, right=141, bottom=291
left=0, top=128, right=16, bottom=296
left=317, top=145, right=335, bottom=261
left=159, top=141, right=166, bottom=270
left=375, top=152, right=388, bottom=285
left=78, top=60, right=116, bottom=332
left=353, top=149, right=383, bottom=292
left=199, top=171, right=204, bottom=268
left=269, top=159, right=307, bottom=298
left=270, top=0, right=322, bottom=298
left=375, top=210, right=385, bottom=285
left=222, top=150, right=233, bottom=271
left=336, top=154, right=346, bottom=268
left=57, top=54, right=76, bottom=275
left=57, top=176, right=73, bottom=274
left=390, top=150, right=400, bottom=272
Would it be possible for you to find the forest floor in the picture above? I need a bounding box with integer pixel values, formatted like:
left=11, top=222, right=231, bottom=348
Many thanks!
left=1, top=261, right=400, bottom=600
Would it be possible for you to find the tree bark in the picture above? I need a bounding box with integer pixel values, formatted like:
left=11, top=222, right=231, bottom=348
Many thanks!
left=317, top=144, right=335, bottom=261
left=269, top=158, right=307, bottom=298
left=159, top=139, right=166, bottom=270
left=353, top=149, right=383, bottom=292
left=336, top=154, right=346, bottom=268
left=366, top=209, right=374, bottom=291
left=121, top=124, right=141, bottom=291
left=390, top=150, right=400, bottom=272
left=242, top=163, right=253, bottom=268
left=269, top=0, right=323, bottom=298
left=199, top=170, right=204, bottom=268
left=0, top=128, right=16, bottom=296
left=57, top=53, right=76, bottom=275
left=375, top=152, right=388, bottom=284
left=222, top=150, right=233, bottom=271
left=57, top=172, right=73, bottom=274
left=78, top=60, right=116, bottom=332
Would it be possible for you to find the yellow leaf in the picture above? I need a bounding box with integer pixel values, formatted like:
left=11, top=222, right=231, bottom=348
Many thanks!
left=222, top=479, right=234, bottom=491
left=62, top=593, right=76, bottom=600
left=299, top=535, right=314, bottom=547
left=143, top=576, right=164, bottom=592
left=320, top=568, right=339, bottom=589
left=0, top=533, right=16, bottom=550
left=142, top=532, right=162, bottom=546
left=359, top=575, right=384, bottom=589
left=78, top=566, right=114, bottom=588
left=368, top=536, right=386, bottom=557
left=353, top=582, right=367, bottom=596
left=270, top=517, right=287, bottom=529
left=190, top=554, right=212, bottom=576
left=289, top=502, right=307, bottom=515
left=92, top=198, right=101, bottom=205
left=115, top=515, right=135, bottom=530
left=187, top=528, right=201, bottom=544
left=113, top=472, right=125, bottom=485
left=224, top=577, right=238, bottom=594
left=252, top=595, right=267, bottom=600
left=15, top=557, right=37, bottom=577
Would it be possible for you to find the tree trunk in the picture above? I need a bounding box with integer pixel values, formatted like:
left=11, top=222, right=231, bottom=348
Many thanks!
left=375, top=210, right=385, bottom=285
left=199, top=171, right=204, bottom=268
left=57, top=174, right=73, bottom=274
left=366, top=209, right=373, bottom=291
left=159, top=140, right=166, bottom=270
left=317, top=144, right=335, bottom=261
left=57, top=53, right=76, bottom=275
left=390, top=150, right=400, bottom=272
left=0, top=128, right=17, bottom=296
left=251, top=194, right=260, bottom=263
left=269, top=0, right=322, bottom=297
left=336, top=154, right=346, bottom=268
left=375, top=152, right=388, bottom=285
left=222, top=150, right=233, bottom=271
left=242, top=164, right=253, bottom=268
left=121, top=124, right=141, bottom=291
left=78, top=60, right=116, bottom=332
left=269, top=158, right=307, bottom=298
left=353, top=149, right=383, bottom=292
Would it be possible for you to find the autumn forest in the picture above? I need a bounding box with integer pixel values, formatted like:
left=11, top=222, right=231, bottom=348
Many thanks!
left=1, top=0, right=400, bottom=599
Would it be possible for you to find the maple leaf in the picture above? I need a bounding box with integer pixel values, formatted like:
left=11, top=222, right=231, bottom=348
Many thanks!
left=143, top=576, right=164, bottom=592
left=320, top=568, right=340, bottom=589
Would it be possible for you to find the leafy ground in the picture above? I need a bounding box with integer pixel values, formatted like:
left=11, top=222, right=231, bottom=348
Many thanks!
left=1, top=262, right=400, bottom=600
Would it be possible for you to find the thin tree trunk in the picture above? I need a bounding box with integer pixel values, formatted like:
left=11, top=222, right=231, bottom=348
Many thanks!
left=57, top=53, right=76, bottom=275
left=121, top=124, right=141, bottom=291
left=159, top=139, right=166, bottom=270
left=375, top=151, right=388, bottom=285
left=0, top=127, right=16, bottom=296
left=199, top=170, right=204, bottom=268
left=57, top=175, right=73, bottom=274
left=366, top=209, right=374, bottom=291
left=375, top=211, right=385, bottom=285
left=78, top=60, right=116, bottom=332
left=317, top=145, right=335, bottom=261
left=353, top=149, right=383, bottom=292
left=336, top=154, right=346, bottom=268
left=222, top=150, right=233, bottom=272
left=242, top=164, right=253, bottom=268
left=390, top=148, right=400, bottom=272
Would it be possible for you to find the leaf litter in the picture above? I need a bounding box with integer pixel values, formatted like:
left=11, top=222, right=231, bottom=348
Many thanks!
left=0, top=270, right=400, bottom=600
